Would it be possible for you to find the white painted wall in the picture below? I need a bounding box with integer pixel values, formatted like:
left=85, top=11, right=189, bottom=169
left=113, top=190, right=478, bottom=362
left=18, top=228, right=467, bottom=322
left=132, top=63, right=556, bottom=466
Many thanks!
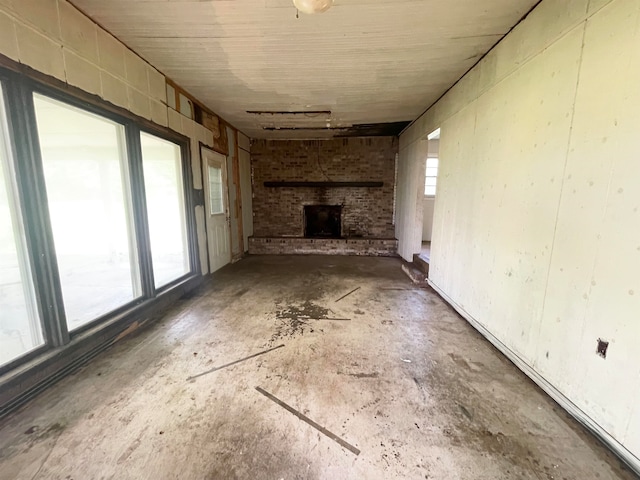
left=0, top=0, right=225, bottom=277
left=395, top=138, right=426, bottom=260
left=398, top=0, right=640, bottom=471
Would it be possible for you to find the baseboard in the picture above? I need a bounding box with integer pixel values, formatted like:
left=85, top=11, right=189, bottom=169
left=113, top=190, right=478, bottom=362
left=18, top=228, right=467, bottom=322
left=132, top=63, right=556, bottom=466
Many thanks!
left=428, top=280, right=640, bottom=476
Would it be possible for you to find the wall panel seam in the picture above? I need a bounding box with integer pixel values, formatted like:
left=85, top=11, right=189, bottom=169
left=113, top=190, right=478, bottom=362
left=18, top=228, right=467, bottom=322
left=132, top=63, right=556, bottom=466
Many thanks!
left=534, top=13, right=590, bottom=366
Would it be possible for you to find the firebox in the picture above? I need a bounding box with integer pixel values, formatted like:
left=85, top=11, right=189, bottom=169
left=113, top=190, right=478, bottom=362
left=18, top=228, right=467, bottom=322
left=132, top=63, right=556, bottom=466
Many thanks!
left=304, top=205, right=342, bottom=238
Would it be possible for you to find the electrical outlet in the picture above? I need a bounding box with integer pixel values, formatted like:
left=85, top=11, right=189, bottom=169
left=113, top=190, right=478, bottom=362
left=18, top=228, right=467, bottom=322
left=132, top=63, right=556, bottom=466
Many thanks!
left=597, top=339, right=609, bottom=359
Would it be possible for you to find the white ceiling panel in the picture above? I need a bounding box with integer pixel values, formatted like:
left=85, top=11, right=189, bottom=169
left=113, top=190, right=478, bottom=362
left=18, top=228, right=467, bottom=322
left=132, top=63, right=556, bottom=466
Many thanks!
left=71, top=0, right=539, bottom=138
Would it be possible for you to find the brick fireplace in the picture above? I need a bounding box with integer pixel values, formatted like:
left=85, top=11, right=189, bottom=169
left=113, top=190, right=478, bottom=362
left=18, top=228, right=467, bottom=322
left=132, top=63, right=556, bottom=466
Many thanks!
left=248, top=137, right=398, bottom=256
left=304, top=205, right=342, bottom=238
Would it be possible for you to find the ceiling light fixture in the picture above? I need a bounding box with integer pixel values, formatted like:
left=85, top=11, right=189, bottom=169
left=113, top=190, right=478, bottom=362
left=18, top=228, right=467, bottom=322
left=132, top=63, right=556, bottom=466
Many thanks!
left=293, top=0, right=334, bottom=15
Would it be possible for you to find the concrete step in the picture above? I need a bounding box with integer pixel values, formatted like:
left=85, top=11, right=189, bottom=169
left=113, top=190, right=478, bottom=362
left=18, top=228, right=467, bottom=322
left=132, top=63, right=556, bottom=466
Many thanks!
left=401, top=261, right=430, bottom=287
left=412, top=253, right=430, bottom=275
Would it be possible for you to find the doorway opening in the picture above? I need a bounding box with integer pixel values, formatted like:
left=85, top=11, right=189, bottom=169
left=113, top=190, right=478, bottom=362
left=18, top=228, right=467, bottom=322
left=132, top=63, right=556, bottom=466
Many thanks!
left=420, top=128, right=440, bottom=264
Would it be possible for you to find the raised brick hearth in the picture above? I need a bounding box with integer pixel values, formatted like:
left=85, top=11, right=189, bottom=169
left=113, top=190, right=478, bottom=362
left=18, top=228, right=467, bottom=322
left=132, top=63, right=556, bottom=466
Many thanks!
left=248, top=237, right=398, bottom=256
left=249, top=137, right=399, bottom=256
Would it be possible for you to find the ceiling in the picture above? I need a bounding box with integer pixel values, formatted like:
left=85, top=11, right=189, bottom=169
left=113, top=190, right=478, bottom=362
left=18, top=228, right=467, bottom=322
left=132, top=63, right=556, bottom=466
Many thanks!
left=71, top=0, right=538, bottom=139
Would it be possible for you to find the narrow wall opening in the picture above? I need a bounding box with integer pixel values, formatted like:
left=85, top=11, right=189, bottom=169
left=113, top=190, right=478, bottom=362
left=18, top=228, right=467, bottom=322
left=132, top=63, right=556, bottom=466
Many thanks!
left=421, top=128, right=440, bottom=264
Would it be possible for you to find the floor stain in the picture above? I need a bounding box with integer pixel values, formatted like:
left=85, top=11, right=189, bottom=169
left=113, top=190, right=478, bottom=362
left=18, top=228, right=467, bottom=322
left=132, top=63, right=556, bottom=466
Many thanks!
left=0, top=256, right=635, bottom=480
left=270, top=301, right=332, bottom=342
left=275, top=301, right=331, bottom=321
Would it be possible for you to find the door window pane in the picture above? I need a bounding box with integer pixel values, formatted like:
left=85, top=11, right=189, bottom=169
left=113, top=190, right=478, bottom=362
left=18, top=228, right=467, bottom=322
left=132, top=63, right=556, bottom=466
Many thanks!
left=34, top=94, right=141, bottom=330
left=141, top=133, right=190, bottom=288
left=208, top=165, right=224, bottom=214
left=0, top=85, right=43, bottom=365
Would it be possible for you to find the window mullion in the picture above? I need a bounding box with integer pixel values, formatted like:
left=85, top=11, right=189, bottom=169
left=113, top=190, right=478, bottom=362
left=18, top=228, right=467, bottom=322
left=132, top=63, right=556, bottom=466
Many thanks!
left=6, top=78, right=69, bottom=347
left=181, top=143, right=199, bottom=275
left=126, top=125, right=155, bottom=299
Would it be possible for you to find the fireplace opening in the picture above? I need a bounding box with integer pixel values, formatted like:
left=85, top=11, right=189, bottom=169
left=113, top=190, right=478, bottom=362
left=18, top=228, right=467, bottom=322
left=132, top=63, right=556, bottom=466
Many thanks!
left=304, top=205, right=342, bottom=238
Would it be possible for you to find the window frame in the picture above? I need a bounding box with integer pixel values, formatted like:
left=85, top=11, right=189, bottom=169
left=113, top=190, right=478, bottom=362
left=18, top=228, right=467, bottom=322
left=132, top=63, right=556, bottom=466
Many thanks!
left=207, top=163, right=225, bottom=215
left=0, top=63, right=199, bottom=378
left=0, top=71, right=50, bottom=373
left=138, top=127, right=198, bottom=294
left=424, top=156, right=439, bottom=198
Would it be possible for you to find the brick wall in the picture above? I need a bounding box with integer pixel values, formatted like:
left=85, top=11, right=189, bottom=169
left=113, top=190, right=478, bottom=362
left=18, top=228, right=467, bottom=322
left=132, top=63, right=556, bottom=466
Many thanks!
left=251, top=137, right=398, bottom=238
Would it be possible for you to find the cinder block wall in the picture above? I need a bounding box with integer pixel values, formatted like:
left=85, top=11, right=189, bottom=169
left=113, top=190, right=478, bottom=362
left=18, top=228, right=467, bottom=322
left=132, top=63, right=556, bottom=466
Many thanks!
left=251, top=137, right=398, bottom=238
left=0, top=0, right=236, bottom=276
left=0, top=0, right=167, bottom=122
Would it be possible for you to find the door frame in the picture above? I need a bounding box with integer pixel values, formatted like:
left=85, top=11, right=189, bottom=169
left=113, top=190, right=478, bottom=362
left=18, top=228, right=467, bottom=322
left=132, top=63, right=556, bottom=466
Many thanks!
left=224, top=126, right=244, bottom=262
left=200, top=144, right=231, bottom=274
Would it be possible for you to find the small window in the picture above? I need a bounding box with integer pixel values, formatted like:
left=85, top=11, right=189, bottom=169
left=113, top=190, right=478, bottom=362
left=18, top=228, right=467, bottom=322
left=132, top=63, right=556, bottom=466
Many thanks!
left=424, top=157, right=439, bottom=196
left=208, top=165, right=224, bottom=214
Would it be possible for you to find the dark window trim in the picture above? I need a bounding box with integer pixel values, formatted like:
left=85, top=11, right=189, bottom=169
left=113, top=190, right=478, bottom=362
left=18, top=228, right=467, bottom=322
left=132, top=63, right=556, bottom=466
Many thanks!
left=0, top=345, right=50, bottom=377
left=0, top=57, right=201, bottom=382
left=67, top=296, right=148, bottom=339
left=0, top=72, right=69, bottom=376
left=0, top=274, right=203, bottom=419
left=138, top=127, right=200, bottom=293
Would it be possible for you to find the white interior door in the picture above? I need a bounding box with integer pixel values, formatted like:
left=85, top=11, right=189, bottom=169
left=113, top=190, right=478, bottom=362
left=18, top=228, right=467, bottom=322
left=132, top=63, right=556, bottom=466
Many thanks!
left=201, top=146, right=230, bottom=273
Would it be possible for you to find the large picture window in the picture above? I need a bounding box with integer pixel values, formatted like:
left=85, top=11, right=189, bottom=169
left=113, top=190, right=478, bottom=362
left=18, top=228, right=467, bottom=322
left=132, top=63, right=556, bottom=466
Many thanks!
left=141, top=132, right=190, bottom=288
left=34, top=94, right=142, bottom=330
left=0, top=84, right=43, bottom=366
left=0, top=64, right=196, bottom=388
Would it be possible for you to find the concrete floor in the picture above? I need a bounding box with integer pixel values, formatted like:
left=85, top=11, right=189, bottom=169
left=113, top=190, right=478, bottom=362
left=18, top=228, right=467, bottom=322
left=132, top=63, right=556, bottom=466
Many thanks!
left=0, top=255, right=635, bottom=480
